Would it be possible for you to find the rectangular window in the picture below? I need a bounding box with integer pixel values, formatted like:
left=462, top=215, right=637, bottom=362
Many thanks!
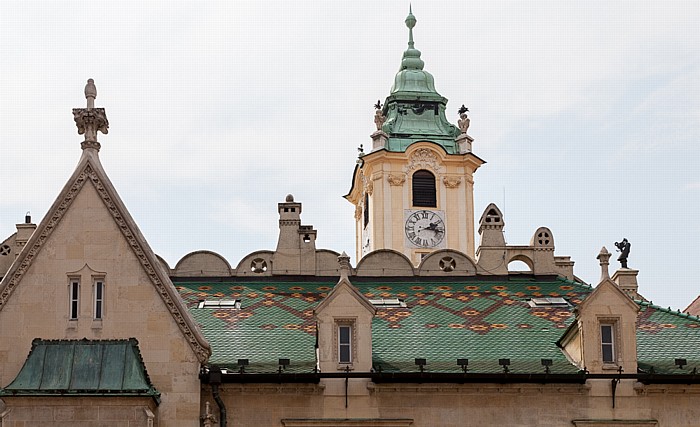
left=94, top=280, right=104, bottom=320
left=338, top=325, right=352, bottom=364
left=601, top=324, right=615, bottom=363
left=69, top=279, right=79, bottom=320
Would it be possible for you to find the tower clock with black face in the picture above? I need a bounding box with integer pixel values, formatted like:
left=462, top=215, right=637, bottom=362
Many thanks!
left=404, top=209, right=446, bottom=248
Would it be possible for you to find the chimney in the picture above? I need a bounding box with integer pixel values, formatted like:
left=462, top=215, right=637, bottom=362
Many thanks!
left=15, top=212, right=36, bottom=256
left=611, top=268, right=640, bottom=300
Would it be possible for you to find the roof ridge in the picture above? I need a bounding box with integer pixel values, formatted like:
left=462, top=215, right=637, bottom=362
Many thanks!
left=637, top=300, right=700, bottom=322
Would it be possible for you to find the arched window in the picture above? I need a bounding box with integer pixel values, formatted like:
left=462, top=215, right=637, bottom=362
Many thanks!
left=412, top=170, right=436, bottom=207
left=363, top=193, right=370, bottom=228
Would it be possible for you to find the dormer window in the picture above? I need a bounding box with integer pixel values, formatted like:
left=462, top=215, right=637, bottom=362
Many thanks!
left=412, top=170, right=436, bottom=207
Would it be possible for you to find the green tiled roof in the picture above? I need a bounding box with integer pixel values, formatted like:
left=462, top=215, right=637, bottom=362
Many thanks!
left=0, top=339, right=159, bottom=402
left=636, top=301, right=700, bottom=374
left=176, top=277, right=700, bottom=376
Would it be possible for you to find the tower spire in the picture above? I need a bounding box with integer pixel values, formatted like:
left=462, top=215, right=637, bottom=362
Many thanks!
left=400, top=6, right=424, bottom=71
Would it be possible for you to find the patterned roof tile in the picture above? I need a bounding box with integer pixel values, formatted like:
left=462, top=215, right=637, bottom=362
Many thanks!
left=176, top=277, right=700, bottom=375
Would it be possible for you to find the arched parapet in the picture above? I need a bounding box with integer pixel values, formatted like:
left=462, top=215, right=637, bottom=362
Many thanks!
left=235, top=250, right=274, bottom=277
left=356, top=249, right=415, bottom=277
left=173, top=250, right=232, bottom=277
left=530, top=227, right=555, bottom=250
left=315, top=249, right=343, bottom=276
left=154, top=254, right=171, bottom=275
left=506, top=251, right=535, bottom=272
left=418, top=249, right=477, bottom=276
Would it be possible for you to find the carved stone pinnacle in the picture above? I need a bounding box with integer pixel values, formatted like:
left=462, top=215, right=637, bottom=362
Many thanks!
left=73, top=79, right=108, bottom=151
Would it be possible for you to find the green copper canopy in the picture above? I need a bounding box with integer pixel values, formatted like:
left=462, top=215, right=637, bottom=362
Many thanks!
left=0, top=338, right=160, bottom=403
left=380, top=8, right=460, bottom=154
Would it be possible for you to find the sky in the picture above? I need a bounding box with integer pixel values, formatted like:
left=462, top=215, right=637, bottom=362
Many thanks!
left=0, top=1, right=698, bottom=311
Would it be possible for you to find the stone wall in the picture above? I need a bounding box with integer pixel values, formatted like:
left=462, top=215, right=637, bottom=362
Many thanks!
left=205, top=380, right=700, bottom=426
left=0, top=397, right=156, bottom=427
left=0, top=182, right=202, bottom=426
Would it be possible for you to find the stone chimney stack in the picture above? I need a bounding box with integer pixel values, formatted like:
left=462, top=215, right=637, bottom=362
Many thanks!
left=475, top=203, right=507, bottom=275
left=273, top=194, right=317, bottom=275
left=612, top=268, right=640, bottom=300
left=15, top=212, right=36, bottom=257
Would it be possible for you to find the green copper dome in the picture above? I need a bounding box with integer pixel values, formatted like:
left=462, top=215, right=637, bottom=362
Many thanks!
left=380, top=8, right=460, bottom=154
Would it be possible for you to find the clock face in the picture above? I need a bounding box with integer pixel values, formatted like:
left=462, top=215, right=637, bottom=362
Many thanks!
left=404, top=210, right=445, bottom=248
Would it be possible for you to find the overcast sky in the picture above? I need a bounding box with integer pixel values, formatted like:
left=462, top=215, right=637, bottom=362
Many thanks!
left=1, top=1, right=698, bottom=311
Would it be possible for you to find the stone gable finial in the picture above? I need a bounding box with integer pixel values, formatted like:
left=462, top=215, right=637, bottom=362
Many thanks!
left=597, top=246, right=611, bottom=281
left=85, top=78, right=97, bottom=108
left=338, top=251, right=351, bottom=279
left=73, top=78, right=109, bottom=151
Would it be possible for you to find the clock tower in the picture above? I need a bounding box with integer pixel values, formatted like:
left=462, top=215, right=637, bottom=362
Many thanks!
left=345, top=8, right=484, bottom=265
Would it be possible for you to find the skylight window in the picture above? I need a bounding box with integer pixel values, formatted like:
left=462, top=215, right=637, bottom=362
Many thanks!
left=369, top=298, right=407, bottom=308
left=198, top=299, right=241, bottom=309
left=528, top=297, right=570, bottom=308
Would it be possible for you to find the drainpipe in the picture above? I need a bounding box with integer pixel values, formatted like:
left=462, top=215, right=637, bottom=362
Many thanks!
left=207, top=366, right=227, bottom=427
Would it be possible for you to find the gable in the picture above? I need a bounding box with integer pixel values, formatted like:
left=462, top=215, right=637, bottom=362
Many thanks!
left=0, top=155, right=209, bottom=365
left=578, top=279, right=639, bottom=315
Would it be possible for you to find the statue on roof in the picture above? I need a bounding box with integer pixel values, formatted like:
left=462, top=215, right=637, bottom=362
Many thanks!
left=458, top=105, right=470, bottom=134
left=614, top=238, right=631, bottom=268
left=374, top=100, right=386, bottom=131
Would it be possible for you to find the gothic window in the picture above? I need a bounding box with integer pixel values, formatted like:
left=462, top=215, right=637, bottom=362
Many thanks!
left=412, top=170, right=436, bottom=207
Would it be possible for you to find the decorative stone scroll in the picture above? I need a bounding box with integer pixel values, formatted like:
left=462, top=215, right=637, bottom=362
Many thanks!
left=387, top=173, right=406, bottom=186
left=365, top=180, right=374, bottom=196
left=405, top=148, right=443, bottom=174
left=355, top=205, right=362, bottom=220
left=442, top=176, right=462, bottom=188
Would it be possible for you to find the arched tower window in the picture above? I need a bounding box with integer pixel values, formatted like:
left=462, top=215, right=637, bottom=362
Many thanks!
left=412, top=170, right=436, bottom=207
left=363, top=193, right=370, bottom=228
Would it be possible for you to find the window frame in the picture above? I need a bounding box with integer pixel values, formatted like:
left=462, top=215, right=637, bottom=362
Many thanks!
left=334, top=318, right=357, bottom=369
left=93, top=278, right=105, bottom=320
left=69, top=278, right=80, bottom=320
left=600, top=323, right=615, bottom=364
left=338, top=324, right=352, bottom=364
left=411, top=169, right=437, bottom=208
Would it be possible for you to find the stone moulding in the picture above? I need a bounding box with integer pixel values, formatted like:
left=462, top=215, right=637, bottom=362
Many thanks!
left=282, top=420, right=414, bottom=427
left=0, top=160, right=210, bottom=363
